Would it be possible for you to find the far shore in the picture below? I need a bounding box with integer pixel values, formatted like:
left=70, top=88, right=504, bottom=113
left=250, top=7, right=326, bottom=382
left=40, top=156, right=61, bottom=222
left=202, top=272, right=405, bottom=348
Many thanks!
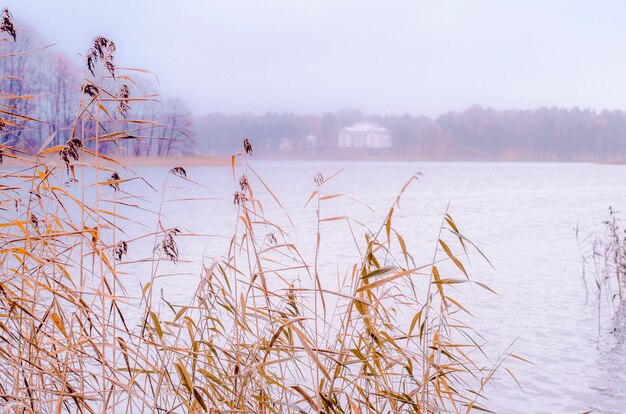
left=3, top=151, right=625, bottom=168
left=2, top=153, right=230, bottom=168
left=116, top=155, right=229, bottom=167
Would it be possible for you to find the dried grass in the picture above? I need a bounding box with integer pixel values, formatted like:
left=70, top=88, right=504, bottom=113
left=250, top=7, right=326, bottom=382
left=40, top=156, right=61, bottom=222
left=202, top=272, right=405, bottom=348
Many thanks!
left=0, top=11, right=514, bottom=413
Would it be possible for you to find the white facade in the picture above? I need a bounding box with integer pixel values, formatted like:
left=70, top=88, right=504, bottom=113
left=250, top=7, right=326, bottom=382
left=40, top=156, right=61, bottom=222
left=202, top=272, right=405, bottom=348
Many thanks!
left=304, top=133, right=318, bottom=149
left=338, top=122, right=392, bottom=148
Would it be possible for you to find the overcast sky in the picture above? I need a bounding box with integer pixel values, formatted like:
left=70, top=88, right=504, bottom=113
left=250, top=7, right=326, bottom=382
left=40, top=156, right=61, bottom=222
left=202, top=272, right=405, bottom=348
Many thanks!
left=5, top=1, right=626, bottom=116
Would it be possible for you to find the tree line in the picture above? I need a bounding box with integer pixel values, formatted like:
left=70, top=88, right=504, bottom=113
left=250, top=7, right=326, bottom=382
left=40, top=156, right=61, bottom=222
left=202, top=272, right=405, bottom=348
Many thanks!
left=4, top=20, right=625, bottom=162
left=0, top=22, right=192, bottom=156
left=194, top=106, right=626, bottom=161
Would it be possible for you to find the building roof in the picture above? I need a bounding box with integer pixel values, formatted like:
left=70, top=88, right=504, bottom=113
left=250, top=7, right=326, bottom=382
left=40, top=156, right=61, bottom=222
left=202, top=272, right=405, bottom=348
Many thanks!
left=341, top=122, right=388, bottom=133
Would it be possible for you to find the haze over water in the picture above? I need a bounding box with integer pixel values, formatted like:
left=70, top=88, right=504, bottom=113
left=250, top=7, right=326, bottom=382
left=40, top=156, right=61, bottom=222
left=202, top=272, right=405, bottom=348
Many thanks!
left=7, top=0, right=626, bottom=116
left=2, top=2, right=626, bottom=412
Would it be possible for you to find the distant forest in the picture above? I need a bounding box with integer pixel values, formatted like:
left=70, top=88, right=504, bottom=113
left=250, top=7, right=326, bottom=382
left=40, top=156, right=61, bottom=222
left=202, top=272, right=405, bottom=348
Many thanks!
left=3, top=22, right=626, bottom=162
left=0, top=23, right=193, bottom=156
left=194, top=107, right=626, bottom=161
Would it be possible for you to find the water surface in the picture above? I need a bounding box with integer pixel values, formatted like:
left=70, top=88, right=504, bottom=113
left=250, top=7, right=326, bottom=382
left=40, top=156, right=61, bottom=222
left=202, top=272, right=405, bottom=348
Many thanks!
left=122, top=161, right=626, bottom=413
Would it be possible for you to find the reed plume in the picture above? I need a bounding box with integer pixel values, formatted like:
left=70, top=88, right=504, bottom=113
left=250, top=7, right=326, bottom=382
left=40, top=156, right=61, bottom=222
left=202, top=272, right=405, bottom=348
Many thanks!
left=0, top=9, right=517, bottom=413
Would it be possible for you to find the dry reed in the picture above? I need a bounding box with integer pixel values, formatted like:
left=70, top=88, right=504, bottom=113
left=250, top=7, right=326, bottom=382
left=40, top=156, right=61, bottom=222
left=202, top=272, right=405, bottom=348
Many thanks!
left=0, top=10, right=515, bottom=413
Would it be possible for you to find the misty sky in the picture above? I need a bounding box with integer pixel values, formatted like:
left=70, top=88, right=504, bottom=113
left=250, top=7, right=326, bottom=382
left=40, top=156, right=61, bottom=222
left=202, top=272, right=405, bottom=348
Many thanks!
left=5, top=1, right=626, bottom=116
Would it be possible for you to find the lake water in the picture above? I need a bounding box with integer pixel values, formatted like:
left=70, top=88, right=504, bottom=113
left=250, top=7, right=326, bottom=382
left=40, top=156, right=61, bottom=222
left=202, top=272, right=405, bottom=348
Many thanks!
left=120, top=161, right=626, bottom=413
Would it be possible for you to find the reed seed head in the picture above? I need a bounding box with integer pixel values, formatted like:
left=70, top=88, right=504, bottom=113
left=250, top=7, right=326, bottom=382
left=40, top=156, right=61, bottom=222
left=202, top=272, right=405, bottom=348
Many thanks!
left=63, top=177, right=79, bottom=188
left=117, top=84, right=131, bottom=116
left=169, top=166, right=187, bottom=178
left=1, top=8, right=15, bottom=41
left=60, top=138, right=82, bottom=171
left=243, top=138, right=253, bottom=155
left=86, top=36, right=116, bottom=77
left=29, top=213, right=38, bottom=228
left=82, top=83, right=99, bottom=97
left=158, top=228, right=181, bottom=263
left=314, top=173, right=324, bottom=185
left=109, top=172, right=120, bottom=191
left=266, top=232, right=277, bottom=245
left=239, top=174, right=249, bottom=191
left=114, top=241, right=128, bottom=261
left=233, top=191, right=247, bottom=205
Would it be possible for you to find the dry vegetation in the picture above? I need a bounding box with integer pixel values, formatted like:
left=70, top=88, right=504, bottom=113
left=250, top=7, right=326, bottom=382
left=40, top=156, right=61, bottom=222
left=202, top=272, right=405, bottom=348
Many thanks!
left=579, top=207, right=626, bottom=311
left=0, top=10, right=514, bottom=413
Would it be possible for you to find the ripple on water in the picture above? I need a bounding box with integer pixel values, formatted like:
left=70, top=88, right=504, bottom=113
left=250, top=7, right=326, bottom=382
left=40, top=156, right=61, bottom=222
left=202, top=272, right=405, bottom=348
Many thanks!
left=123, top=161, right=626, bottom=413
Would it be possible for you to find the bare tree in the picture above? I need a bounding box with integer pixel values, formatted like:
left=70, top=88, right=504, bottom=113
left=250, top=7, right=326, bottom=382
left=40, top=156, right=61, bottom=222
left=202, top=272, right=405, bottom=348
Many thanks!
left=157, top=97, right=193, bottom=156
left=45, top=52, right=80, bottom=145
left=0, top=24, right=44, bottom=147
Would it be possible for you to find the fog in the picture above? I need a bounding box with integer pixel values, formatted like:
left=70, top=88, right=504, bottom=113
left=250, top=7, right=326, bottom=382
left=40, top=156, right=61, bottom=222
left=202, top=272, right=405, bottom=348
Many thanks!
left=2, top=4, right=626, bottom=413
left=6, top=0, right=626, bottom=116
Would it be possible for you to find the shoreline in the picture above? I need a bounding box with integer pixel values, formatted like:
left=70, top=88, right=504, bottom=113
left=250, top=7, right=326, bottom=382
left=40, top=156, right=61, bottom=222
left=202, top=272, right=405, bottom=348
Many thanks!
left=1, top=153, right=230, bottom=168
left=116, top=155, right=229, bottom=167
left=2, top=152, right=625, bottom=168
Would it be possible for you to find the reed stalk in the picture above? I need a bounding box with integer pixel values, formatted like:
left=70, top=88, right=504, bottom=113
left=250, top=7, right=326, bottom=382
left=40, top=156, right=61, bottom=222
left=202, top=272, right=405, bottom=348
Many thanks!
left=0, top=10, right=514, bottom=413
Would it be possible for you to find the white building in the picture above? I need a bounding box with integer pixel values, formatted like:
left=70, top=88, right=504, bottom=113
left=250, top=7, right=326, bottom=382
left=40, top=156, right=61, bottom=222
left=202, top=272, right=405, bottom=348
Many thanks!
left=338, top=122, right=392, bottom=148
left=304, top=133, right=318, bottom=149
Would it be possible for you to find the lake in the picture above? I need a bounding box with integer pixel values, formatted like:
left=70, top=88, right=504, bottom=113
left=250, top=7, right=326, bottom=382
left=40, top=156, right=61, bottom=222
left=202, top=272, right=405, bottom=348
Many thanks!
left=118, top=160, right=626, bottom=413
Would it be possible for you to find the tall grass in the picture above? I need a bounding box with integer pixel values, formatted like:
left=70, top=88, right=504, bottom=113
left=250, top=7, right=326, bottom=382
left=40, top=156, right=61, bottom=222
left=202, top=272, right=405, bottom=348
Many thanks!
left=579, top=207, right=626, bottom=312
left=0, top=11, right=512, bottom=413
